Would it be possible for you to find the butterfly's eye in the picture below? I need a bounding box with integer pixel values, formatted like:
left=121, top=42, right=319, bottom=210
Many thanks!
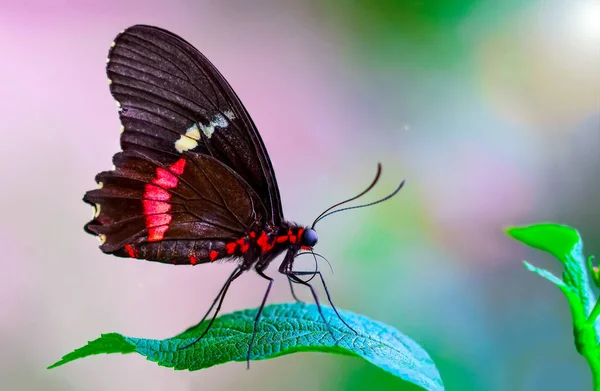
left=302, top=228, right=318, bottom=247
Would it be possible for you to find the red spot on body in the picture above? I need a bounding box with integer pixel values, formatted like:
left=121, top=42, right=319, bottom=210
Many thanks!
left=237, top=238, right=249, bottom=253
left=142, top=158, right=187, bottom=242
left=301, top=246, right=312, bottom=250
left=209, top=250, right=219, bottom=262
left=249, top=231, right=256, bottom=238
left=257, top=232, right=275, bottom=253
left=297, top=228, right=304, bottom=241
left=276, top=235, right=288, bottom=243
left=124, top=244, right=135, bottom=257
left=225, top=242, right=237, bottom=255
left=289, top=235, right=297, bottom=244
left=190, top=256, right=198, bottom=265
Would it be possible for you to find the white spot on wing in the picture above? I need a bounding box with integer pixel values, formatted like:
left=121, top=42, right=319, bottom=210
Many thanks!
left=108, top=79, right=112, bottom=85
left=200, top=113, right=229, bottom=139
left=224, top=110, right=236, bottom=120
left=98, top=234, right=106, bottom=244
left=174, top=123, right=201, bottom=152
left=111, top=41, right=116, bottom=48
left=213, top=114, right=228, bottom=128
left=93, top=203, right=101, bottom=218
left=120, top=125, right=125, bottom=133
left=98, top=181, right=104, bottom=189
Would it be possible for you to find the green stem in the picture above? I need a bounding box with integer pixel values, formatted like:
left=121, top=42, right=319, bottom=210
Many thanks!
left=574, top=300, right=600, bottom=390
left=562, top=248, right=600, bottom=390
left=588, top=299, right=600, bottom=327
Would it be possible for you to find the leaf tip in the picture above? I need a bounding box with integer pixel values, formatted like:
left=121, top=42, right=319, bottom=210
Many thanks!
left=523, top=260, right=535, bottom=271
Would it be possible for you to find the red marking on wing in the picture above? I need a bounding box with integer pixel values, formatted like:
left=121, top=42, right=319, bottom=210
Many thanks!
left=169, top=158, right=186, bottom=175
left=148, top=226, right=169, bottom=242
left=144, top=185, right=170, bottom=201
left=146, top=213, right=171, bottom=227
left=142, top=158, right=186, bottom=242
left=153, top=168, right=177, bottom=187
left=190, top=256, right=198, bottom=265
left=142, top=200, right=170, bottom=214
left=225, top=242, right=237, bottom=255
left=209, top=250, right=219, bottom=262
left=124, top=244, right=135, bottom=257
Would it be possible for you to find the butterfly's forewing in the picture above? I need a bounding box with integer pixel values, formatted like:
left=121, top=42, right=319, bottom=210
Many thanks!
left=106, top=25, right=283, bottom=225
left=84, top=151, right=265, bottom=264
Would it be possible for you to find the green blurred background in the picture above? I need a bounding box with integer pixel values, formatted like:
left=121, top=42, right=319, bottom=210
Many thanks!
left=1, top=0, right=599, bottom=390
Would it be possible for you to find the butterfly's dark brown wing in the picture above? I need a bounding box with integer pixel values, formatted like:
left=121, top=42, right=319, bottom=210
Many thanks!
left=84, top=152, right=265, bottom=265
left=107, top=25, right=283, bottom=225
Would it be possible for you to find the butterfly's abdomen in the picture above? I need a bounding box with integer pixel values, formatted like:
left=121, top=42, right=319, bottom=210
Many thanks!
left=209, top=225, right=305, bottom=262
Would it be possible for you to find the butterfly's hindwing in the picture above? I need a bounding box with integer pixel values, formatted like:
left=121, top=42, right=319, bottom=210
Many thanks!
left=107, top=25, right=283, bottom=224
left=84, top=151, right=265, bottom=264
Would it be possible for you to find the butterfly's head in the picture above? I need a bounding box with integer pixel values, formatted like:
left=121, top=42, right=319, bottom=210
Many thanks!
left=301, top=228, right=318, bottom=248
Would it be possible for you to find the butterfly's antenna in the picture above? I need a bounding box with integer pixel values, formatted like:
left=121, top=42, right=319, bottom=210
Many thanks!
left=311, top=163, right=382, bottom=229
left=313, top=179, right=406, bottom=225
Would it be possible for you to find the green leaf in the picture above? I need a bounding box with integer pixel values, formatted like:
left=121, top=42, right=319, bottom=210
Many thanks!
left=49, top=303, right=444, bottom=391
left=506, top=223, right=581, bottom=264
left=522, top=261, right=579, bottom=307
left=523, top=261, right=567, bottom=288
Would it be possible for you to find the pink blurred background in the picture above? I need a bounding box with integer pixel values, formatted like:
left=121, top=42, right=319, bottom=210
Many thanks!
left=1, top=1, right=599, bottom=390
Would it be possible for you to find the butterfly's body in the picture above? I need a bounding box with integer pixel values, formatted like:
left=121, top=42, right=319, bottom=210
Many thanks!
left=83, top=25, right=400, bottom=365
left=120, top=219, right=310, bottom=274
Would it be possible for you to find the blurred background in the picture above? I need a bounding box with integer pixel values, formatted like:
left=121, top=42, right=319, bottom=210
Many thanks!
left=1, top=0, right=599, bottom=390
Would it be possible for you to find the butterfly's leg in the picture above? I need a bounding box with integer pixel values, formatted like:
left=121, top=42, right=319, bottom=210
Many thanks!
left=180, top=266, right=245, bottom=350
left=291, top=270, right=356, bottom=334
left=286, top=272, right=336, bottom=341
left=246, top=265, right=274, bottom=369
left=183, top=265, right=241, bottom=333
left=287, top=276, right=304, bottom=303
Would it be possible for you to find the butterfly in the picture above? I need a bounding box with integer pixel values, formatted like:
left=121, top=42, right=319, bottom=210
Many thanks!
left=83, top=25, right=404, bottom=365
